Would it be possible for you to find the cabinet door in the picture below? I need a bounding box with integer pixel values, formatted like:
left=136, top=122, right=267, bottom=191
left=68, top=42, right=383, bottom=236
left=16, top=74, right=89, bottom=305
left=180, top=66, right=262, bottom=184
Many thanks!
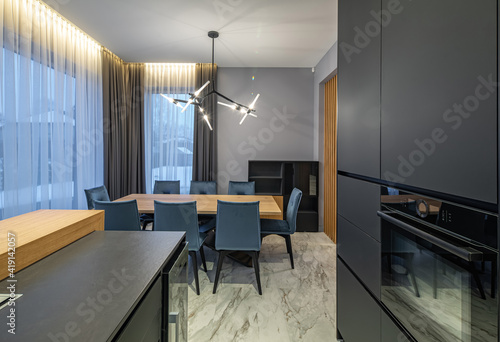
left=338, top=0, right=381, bottom=178
left=338, top=258, right=381, bottom=342
left=381, top=0, right=497, bottom=203
left=338, top=175, right=380, bottom=241
left=338, top=216, right=381, bottom=298
left=115, top=277, right=162, bottom=342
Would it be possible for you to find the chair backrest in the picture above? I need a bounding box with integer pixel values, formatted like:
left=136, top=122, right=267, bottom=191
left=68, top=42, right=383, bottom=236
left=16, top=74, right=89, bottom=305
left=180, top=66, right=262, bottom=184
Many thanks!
left=84, top=185, right=110, bottom=210
left=215, top=200, right=261, bottom=251
left=228, top=181, right=255, bottom=195
left=190, top=181, right=217, bottom=195
left=94, top=200, right=141, bottom=231
left=286, top=188, right=303, bottom=234
left=153, top=180, right=180, bottom=194
left=154, top=201, right=201, bottom=250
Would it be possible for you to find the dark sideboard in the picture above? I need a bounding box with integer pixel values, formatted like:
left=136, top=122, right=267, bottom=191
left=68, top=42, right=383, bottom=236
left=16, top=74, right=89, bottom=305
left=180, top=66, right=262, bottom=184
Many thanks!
left=248, top=160, right=319, bottom=232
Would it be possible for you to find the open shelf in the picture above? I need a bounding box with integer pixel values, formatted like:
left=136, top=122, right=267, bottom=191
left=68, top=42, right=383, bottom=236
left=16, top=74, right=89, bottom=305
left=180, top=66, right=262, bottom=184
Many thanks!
left=249, top=160, right=319, bottom=232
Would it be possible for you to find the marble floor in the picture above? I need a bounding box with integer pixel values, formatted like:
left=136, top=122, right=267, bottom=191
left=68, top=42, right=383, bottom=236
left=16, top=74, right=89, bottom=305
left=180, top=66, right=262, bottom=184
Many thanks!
left=187, top=232, right=337, bottom=342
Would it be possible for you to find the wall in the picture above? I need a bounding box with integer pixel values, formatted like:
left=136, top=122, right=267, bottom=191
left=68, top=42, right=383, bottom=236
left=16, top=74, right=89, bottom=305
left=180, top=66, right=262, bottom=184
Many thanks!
left=313, top=42, right=338, bottom=232
left=217, top=68, right=315, bottom=196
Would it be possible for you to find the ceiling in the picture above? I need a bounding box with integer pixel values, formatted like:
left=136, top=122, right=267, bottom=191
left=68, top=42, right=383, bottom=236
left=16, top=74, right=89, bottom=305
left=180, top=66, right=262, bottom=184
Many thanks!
left=48, top=0, right=337, bottom=67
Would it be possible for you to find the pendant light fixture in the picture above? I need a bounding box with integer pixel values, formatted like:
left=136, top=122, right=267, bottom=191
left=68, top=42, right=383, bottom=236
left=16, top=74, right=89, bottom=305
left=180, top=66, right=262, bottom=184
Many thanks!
left=161, top=31, right=260, bottom=130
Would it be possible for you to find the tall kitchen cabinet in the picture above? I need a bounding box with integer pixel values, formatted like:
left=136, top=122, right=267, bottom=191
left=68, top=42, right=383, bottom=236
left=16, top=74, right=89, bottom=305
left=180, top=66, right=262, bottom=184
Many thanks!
left=337, top=0, right=383, bottom=340
left=337, top=0, right=498, bottom=341
left=337, top=0, right=380, bottom=179
left=381, top=0, right=497, bottom=204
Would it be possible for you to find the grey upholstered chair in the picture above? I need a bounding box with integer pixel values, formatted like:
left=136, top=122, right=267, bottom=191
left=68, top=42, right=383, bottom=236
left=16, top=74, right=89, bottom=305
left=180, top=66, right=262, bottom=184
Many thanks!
left=260, top=188, right=302, bottom=269
left=213, top=200, right=262, bottom=295
left=153, top=180, right=181, bottom=194
left=190, top=181, right=217, bottom=195
left=190, top=181, right=217, bottom=233
left=94, top=200, right=141, bottom=231
left=84, top=185, right=110, bottom=210
left=228, top=181, right=255, bottom=195
left=154, top=201, right=207, bottom=295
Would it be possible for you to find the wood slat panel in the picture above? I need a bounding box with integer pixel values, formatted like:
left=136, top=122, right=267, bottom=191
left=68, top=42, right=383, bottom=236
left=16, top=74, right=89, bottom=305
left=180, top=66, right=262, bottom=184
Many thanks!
left=0, top=210, right=105, bottom=281
left=324, top=76, right=338, bottom=243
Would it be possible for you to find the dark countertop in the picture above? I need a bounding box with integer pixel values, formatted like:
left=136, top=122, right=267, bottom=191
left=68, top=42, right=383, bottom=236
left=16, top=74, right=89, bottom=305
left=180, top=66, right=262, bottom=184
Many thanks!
left=0, top=231, right=185, bottom=341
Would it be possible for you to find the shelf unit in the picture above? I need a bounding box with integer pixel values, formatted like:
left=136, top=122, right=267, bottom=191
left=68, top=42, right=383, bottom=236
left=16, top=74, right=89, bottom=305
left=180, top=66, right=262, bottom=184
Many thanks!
left=248, top=160, right=319, bottom=232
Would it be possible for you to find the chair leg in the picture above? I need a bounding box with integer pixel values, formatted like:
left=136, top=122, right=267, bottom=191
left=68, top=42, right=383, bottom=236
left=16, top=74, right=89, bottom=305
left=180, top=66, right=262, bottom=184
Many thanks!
left=200, top=246, right=207, bottom=272
left=213, top=251, right=227, bottom=294
left=282, top=234, right=294, bottom=269
left=189, top=251, right=200, bottom=295
left=251, top=251, right=262, bottom=295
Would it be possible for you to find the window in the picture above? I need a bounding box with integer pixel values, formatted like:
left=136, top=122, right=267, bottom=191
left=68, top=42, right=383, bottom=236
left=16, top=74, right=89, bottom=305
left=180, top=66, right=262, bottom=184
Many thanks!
left=147, top=94, right=194, bottom=194
left=144, top=64, right=196, bottom=194
left=0, top=2, right=103, bottom=219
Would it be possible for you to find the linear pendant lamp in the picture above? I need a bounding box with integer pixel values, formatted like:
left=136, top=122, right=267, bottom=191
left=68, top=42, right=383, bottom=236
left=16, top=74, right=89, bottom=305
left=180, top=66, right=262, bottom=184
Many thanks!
left=161, top=31, right=260, bottom=130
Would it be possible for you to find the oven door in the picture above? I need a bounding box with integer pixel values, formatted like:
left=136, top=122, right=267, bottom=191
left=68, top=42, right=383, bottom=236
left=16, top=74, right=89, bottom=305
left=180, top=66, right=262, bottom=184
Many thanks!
left=378, top=211, right=498, bottom=342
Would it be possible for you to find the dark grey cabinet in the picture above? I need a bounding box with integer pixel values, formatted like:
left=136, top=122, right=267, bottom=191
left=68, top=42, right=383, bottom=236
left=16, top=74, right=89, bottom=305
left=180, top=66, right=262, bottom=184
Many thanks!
left=338, top=216, right=381, bottom=298
left=381, top=0, right=497, bottom=203
left=337, top=0, right=381, bottom=178
left=338, top=175, right=381, bottom=241
left=338, top=259, right=381, bottom=342
left=248, top=160, right=319, bottom=231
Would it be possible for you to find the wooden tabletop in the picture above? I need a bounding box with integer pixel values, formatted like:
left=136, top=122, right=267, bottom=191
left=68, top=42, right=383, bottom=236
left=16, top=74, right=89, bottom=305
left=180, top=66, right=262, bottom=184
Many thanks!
left=0, top=210, right=104, bottom=280
left=115, top=194, right=283, bottom=216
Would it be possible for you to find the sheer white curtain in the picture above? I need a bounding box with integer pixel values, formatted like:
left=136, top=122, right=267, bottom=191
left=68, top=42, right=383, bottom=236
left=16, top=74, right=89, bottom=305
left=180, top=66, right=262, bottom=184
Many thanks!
left=144, top=64, right=195, bottom=194
left=0, top=0, right=103, bottom=219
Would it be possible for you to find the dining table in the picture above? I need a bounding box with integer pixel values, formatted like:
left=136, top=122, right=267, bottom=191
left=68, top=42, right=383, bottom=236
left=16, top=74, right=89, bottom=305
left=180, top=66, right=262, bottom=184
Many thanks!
left=114, top=193, right=284, bottom=267
left=114, top=193, right=283, bottom=219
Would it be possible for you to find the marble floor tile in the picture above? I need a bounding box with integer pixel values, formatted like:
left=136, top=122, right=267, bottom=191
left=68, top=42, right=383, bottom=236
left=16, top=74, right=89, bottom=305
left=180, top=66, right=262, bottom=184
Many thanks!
left=188, top=232, right=337, bottom=342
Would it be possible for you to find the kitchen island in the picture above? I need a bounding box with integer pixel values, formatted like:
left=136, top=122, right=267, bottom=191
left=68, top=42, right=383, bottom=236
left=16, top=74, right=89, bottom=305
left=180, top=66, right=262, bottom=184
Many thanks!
left=0, top=230, right=187, bottom=342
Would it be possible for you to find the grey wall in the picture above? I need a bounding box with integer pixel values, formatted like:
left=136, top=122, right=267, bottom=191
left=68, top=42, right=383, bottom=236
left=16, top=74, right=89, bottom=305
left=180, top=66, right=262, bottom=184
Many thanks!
left=217, top=68, right=315, bottom=195
left=313, top=43, right=338, bottom=232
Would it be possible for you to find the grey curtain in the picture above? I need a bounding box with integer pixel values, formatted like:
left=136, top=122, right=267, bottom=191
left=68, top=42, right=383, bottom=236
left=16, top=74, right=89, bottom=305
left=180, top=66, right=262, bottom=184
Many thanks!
left=102, top=50, right=146, bottom=199
left=193, top=63, right=218, bottom=181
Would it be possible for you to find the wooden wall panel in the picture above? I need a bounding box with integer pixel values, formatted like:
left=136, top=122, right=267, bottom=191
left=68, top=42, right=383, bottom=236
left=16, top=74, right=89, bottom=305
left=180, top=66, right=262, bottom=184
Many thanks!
left=324, top=76, right=337, bottom=243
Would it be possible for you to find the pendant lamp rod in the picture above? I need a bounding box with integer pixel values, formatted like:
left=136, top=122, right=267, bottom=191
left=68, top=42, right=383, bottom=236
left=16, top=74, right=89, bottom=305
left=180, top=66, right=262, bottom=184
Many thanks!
left=162, top=30, right=260, bottom=128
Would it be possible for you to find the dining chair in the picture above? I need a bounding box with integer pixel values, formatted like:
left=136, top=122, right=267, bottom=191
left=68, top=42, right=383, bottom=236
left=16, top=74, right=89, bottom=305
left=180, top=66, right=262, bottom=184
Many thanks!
left=228, top=181, right=255, bottom=195
left=94, top=200, right=141, bottom=231
left=190, top=181, right=217, bottom=233
left=141, top=180, right=181, bottom=230
left=153, top=180, right=181, bottom=194
left=84, top=185, right=110, bottom=210
left=213, top=200, right=262, bottom=295
left=190, top=181, right=217, bottom=195
left=260, top=188, right=302, bottom=269
left=154, top=201, right=207, bottom=295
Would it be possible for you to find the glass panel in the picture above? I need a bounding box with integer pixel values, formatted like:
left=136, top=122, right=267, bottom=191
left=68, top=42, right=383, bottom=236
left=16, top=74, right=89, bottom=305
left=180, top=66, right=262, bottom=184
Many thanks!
left=382, top=225, right=498, bottom=342
left=167, top=244, right=188, bottom=342
left=148, top=94, right=194, bottom=194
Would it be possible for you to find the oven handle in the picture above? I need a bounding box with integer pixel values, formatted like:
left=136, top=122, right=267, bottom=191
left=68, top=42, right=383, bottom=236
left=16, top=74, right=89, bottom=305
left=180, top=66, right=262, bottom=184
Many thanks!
left=377, top=211, right=483, bottom=262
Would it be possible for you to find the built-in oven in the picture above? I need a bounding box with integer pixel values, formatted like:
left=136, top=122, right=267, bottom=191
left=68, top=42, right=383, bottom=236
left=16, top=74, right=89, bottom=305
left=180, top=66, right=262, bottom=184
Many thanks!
left=379, top=186, right=498, bottom=342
